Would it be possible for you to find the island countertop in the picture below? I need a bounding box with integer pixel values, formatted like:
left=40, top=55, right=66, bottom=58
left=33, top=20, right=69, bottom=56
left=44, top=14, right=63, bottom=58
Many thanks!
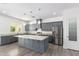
left=15, top=35, right=48, bottom=41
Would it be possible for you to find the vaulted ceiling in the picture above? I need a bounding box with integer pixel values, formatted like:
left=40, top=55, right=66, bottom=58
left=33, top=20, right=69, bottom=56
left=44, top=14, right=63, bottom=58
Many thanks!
left=0, top=3, right=79, bottom=21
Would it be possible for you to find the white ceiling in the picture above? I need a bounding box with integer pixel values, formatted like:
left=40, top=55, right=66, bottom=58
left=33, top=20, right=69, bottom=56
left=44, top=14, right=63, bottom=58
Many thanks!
left=0, top=3, right=79, bottom=21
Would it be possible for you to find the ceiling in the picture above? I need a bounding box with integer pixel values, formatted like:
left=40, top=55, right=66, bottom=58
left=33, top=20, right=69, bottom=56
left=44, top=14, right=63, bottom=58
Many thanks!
left=0, top=3, right=79, bottom=21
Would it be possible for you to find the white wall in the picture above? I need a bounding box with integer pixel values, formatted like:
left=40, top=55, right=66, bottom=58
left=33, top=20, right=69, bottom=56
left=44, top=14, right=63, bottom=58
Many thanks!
left=0, top=14, right=27, bottom=34
left=63, top=7, right=79, bottom=51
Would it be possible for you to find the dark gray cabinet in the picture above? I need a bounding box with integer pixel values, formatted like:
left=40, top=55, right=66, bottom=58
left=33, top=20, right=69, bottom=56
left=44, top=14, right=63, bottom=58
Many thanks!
left=42, top=22, right=62, bottom=31
left=32, top=40, right=38, bottom=50
left=0, top=36, right=18, bottom=45
left=18, top=38, right=24, bottom=47
left=32, top=40, right=45, bottom=52
left=24, top=39, right=32, bottom=49
left=42, top=23, right=52, bottom=31
left=42, top=21, right=63, bottom=46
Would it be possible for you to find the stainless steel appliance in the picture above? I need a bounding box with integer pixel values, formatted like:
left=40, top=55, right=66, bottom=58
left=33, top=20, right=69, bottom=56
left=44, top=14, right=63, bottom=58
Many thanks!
left=52, top=21, right=63, bottom=46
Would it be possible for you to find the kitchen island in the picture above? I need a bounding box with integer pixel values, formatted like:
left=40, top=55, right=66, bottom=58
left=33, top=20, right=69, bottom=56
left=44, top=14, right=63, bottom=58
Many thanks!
left=16, top=35, right=49, bottom=52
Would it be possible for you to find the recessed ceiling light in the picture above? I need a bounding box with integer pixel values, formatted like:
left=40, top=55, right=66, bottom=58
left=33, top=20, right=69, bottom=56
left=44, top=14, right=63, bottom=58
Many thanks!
left=2, top=10, right=6, bottom=13
left=24, top=13, right=26, bottom=15
left=38, top=8, right=41, bottom=11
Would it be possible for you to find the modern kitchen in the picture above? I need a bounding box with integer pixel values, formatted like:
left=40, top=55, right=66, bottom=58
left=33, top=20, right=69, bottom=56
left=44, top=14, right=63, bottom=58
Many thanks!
left=0, top=3, right=79, bottom=56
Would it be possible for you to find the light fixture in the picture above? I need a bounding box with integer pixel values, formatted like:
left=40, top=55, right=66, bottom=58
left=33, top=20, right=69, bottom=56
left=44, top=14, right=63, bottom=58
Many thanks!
left=2, top=10, right=6, bottom=13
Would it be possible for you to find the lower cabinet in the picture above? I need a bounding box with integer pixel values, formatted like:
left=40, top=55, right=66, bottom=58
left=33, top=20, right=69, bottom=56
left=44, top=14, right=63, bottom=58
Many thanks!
left=32, top=40, right=38, bottom=50
left=0, top=36, right=18, bottom=45
left=18, top=38, right=25, bottom=47
left=24, top=39, right=32, bottom=49
left=32, top=40, right=45, bottom=52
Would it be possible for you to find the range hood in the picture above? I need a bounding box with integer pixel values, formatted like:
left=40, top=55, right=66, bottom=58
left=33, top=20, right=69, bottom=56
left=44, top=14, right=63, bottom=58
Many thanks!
left=36, top=19, right=42, bottom=33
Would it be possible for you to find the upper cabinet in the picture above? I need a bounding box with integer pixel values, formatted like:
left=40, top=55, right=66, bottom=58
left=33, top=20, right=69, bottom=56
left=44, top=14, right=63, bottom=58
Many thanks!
left=42, top=22, right=52, bottom=31
left=42, top=21, right=62, bottom=31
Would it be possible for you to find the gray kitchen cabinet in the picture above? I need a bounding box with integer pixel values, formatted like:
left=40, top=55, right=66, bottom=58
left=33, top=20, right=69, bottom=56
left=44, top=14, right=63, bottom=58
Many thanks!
left=42, top=21, right=63, bottom=46
left=42, top=21, right=63, bottom=31
left=32, top=40, right=38, bottom=51
left=0, top=36, right=18, bottom=45
left=18, top=38, right=24, bottom=47
left=24, top=39, right=32, bottom=49
left=24, top=39, right=29, bottom=48
left=32, top=40, right=45, bottom=52
left=42, top=23, right=47, bottom=31
left=37, top=40, right=45, bottom=52
left=44, top=38, right=49, bottom=50
left=42, top=22, right=52, bottom=31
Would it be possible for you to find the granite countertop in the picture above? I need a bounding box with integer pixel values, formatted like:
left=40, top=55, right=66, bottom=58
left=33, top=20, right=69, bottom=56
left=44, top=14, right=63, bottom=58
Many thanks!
left=15, top=35, right=48, bottom=41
